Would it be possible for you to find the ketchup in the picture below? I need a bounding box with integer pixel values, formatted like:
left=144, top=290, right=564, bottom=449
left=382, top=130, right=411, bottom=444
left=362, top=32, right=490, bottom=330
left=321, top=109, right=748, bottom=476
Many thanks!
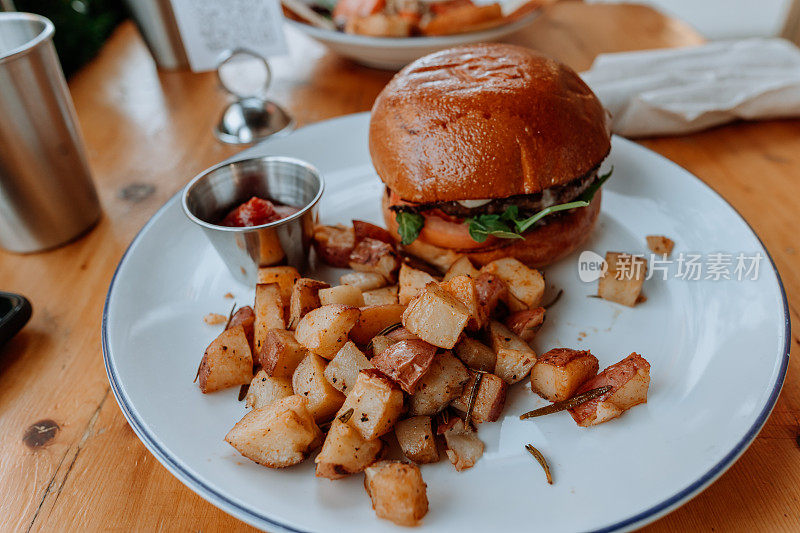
left=220, top=197, right=299, bottom=227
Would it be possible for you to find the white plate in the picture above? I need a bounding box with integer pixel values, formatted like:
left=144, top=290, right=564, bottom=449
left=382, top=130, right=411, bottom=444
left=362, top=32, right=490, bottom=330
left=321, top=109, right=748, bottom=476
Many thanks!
left=285, top=7, right=540, bottom=70
left=103, top=113, right=789, bottom=532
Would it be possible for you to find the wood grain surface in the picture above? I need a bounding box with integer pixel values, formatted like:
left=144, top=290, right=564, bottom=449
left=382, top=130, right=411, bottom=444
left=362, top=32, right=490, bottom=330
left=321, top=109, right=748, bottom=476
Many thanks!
left=0, top=2, right=797, bottom=531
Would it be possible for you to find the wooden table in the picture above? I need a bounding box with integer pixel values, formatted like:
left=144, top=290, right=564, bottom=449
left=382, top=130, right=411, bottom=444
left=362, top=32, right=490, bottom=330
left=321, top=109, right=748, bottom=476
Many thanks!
left=1, top=2, right=797, bottom=531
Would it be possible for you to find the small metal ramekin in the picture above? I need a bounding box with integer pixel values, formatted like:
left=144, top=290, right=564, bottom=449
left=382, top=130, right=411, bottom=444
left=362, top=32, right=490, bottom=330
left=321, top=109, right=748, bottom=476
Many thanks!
left=182, top=156, right=324, bottom=285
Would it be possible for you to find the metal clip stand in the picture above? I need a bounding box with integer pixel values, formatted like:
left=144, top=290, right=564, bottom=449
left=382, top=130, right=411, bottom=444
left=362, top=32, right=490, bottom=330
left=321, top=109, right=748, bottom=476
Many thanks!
left=214, top=49, right=294, bottom=145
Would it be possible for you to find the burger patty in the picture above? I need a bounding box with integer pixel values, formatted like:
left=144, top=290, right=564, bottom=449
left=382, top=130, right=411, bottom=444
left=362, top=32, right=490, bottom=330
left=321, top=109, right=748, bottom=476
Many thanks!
left=389, top=164, right=600, bottom=219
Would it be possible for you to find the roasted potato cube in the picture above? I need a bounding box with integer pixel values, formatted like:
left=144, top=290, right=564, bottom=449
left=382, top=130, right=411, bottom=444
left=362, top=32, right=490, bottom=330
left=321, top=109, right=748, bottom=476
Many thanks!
left=362, top=285, right=399, bottom=306
left=646, top=235, right=675, bottom=257
left=294, top=304, right=361, bottom=359
left=451, top=372, right=508, bottom=424
left=245, top=370, right=294, bottom=409
left=598, top=252, right=648, bottom=307
left=254, top=283, right=285, bottom=352
left=489, top=321, right=537, bottom=384
left=259, top=328, right=307, bottom=378
left=403, top=283, right=469, bottom=349
left=353, top=219, right=395, bottom=245
left=288, top=278, right=329, bottom=330
left=319, top=284, right=365, bottom=307
left=400, top=237, right=462, bottom=272
left=349, top=304, right=406, bottom=345
left=370, top=335, right=394, bottom=357
left=569, top=353, right=650, bottom=427
left=474, top=272, right=507, bottom=321
left=443, top=256, right=479, bottom=281
left=340, top=271, right=387, bottom=291
left=441, top=274, right=482, bottom=330
left=313, top=224, right=355, bottom=268
left=198, top=325, right=253, bottom=393
left=442, top=418, right=484, bottom=471
left=257, top=266, right=300, bottom=307
left=481, top=257, right=545, bottom=309
left=292, top=353, right=346, bottom=422
left=364, top=461, right=428, bottom=527
left=386, top=326, right=419, bottom=342
left=349, top=238, right=400, bottom=282
left=531, top=348, right=599, bottom=402
left=227, top=305, right=255, bottom=350
left=505, top=307, right=545, bottom=344
left=398, top=263, right=437, bottom=305
left=408, top=351, right=470, bottom=415
left=371, top=339, right=437, bottom=393
left=315, top=419, right=383, bottom=479
left=338, top=369, right=405, bottom=440
left=324, top=341, right=373, bottom=394
left=454, top=337, right=496, bottom=372
left=225, top=395, right=321, bottom=468
left=395, top=416, right=439, bottom=464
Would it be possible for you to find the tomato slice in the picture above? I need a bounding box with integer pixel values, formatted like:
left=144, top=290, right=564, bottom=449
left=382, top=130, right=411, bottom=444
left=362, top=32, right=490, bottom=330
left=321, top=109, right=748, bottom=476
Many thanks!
left=419, top=210, right=492, bottom=250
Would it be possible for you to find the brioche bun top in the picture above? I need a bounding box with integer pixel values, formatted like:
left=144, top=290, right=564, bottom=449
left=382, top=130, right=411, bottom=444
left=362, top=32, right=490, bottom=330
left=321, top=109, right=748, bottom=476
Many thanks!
left=369, top=43, right=611, bottom=203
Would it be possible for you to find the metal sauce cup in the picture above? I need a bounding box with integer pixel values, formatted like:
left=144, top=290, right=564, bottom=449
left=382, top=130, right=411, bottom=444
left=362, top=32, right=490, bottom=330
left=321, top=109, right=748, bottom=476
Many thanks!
left=182, top=156, right=324, bottom=285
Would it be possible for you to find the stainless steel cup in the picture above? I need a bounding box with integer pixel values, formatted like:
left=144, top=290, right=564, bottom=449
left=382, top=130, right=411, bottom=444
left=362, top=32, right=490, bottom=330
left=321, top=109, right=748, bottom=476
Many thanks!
left=182, top=156, right=324, bottom=285
left=123, top=0, right=190, bottom=70
left=0, top=13, right=101, bottom=253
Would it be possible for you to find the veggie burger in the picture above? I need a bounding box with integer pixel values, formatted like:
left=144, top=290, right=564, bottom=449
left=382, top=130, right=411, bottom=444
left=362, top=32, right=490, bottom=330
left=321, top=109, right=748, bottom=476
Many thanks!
left=369, top=43, right=612, bottom=267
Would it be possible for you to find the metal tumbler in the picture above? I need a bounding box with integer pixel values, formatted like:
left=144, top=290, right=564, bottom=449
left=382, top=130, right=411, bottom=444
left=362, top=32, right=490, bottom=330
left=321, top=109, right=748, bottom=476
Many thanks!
left=0, top=13, right=101, bottom=253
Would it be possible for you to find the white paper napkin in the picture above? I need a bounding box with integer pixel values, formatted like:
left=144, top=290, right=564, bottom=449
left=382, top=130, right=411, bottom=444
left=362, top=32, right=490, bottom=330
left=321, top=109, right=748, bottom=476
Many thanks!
left=581, top=38, right=800, bottom=137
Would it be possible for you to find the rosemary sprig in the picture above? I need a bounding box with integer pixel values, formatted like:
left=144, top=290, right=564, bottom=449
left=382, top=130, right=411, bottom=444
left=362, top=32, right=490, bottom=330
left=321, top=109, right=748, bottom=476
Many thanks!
left=463, top=372, right=483, bottom=430
left=338, top=408, right=355, bottom=423
left=238, top=384, right=249, bottom=401
left=224, top=301, right=237, bottom=329
left=519, top=386, right=612, bottom=419
left=525, top=444, right=553, bottom=485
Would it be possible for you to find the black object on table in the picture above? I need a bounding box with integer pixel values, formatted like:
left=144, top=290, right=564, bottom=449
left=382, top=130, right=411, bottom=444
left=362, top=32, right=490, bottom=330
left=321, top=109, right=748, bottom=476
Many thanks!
left=0, top=291, right=32, bottom=346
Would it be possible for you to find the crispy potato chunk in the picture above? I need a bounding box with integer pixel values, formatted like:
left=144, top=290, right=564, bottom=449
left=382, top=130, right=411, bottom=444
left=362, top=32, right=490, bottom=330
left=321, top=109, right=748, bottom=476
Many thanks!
left=488, top=321, right=537, bottom=384
left=254, top=283, right=285, bottom=353
left=257, top=266, right=300, bottom=307
left=363, top=285, right=399, bottom=305
left=245, top=370, right=294, bottom=409
left=347, top=13, right=413, bottom=37
left=340, top=271, right=387, bottom=291
left=646, top=235, right=675, bottom=257
left=505, top=307, right=545, bottom=345
left=531, top=348, right=599, bottom=402
left=324, top=341, right=373, bottom=394
left=403, top=283, right=469, bottom=349
left=198, top=325, right=253, bottom=393
left=292, top=353, right=346, bottom=422
left=370, top=335, right=394, bottom=357
left=441, top=418, right=484, bottom=471
left=451, top=372, right=508, bottom=424
left=474, top=272, right=507, bottom=321
left=319, top=284, right=365, bottom=307
left=395, top=416, right=439, bottom=464
left=337, top=369, right=405, bottom=440
left=315, top=419, right=383, bottom=479
left=443, top=256, right=479, bottom=281
left=598, top=252, right=648, bottom=307
left=441, top=274, right=482, bottom=330
left=401, top=236, right=462, bottom=272
left=313, top=224, right=355, bottom=268
left=353, top=219, right=395, bottom=245
left=371, top=339, right=437, bottom=393
left=569, top=353, right=651, bottom=427
left=409, top=351, right=470, bottom=415
left=481, top=257, right=545, bottom=309
left=288, top=278, right=329, bottom=330
left=225, top=395, right=321, bottom=468
left=364, top=461, right=428, bottom=527
left=349, top=304, right=406, bottom=345
left=227, top=305, right=255, bottom=350
left=349, top=238, right=400, bottom=282
left=422, top=3, right=503, bottom=36
left=454, top=337, right=496, bottom=372
left=398, top=263, right=437, bottom=305
left=259, top=329, right=308, bottom=378
left=294, top=304, right=361, bottom=359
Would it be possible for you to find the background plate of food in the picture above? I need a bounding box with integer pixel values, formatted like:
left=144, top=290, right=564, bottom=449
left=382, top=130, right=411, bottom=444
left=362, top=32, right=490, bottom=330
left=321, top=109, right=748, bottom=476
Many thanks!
left=282, top=0, right=545, bottom=68
left=103, top=46, right=789, bottom=532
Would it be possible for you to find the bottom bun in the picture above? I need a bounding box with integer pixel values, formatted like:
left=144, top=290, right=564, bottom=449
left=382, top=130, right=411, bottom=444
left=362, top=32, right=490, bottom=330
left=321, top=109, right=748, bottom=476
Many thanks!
left=382, top=191, right=602, bottom=270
